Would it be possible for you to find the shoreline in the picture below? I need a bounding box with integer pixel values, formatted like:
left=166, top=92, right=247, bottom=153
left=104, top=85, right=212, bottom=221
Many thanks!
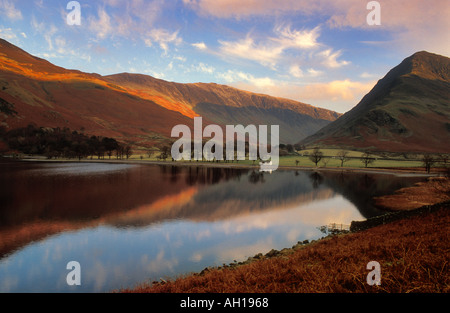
left=120, top=171, right=449, bottom=293
left=122, top=200, right=449, bottom=293
left=7, top=156, right=439, bottom=177
left=135, top=199, right=448, bottom=291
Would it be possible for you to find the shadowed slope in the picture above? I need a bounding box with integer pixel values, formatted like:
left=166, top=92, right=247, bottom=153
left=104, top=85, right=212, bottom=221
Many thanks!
left=301, top=51, right=450, bottom=153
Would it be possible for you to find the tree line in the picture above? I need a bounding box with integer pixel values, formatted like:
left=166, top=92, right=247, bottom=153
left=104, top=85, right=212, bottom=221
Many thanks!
left=302, top=147, right=448, bottom=173
left=0, top=124, right=132, bottom=160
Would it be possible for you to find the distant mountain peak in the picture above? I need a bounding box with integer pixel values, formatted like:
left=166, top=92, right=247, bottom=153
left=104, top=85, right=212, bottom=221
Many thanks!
left=301, top=51, right=450, bottom=153
left=375, top=51, right=450, bottom=86
left=405, top=51, right=450, bottom=81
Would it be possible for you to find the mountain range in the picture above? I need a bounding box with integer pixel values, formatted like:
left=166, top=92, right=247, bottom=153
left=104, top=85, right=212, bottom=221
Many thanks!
left=0, top=39, right=339, bottom=147
left=1, top=39, right=449, bottom=153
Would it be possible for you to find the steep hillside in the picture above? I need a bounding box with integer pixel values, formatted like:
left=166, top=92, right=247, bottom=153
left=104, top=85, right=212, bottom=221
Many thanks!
left=301, top=51, right=450, bottom=153
left=0, top=39, right=194, bottom=146
left=0, top=39, right=340, bottom=146
left=105, top=73, right=341, bottom=144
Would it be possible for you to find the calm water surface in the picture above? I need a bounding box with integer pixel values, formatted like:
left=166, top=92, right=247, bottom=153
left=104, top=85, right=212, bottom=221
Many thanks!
left=0, top=160, right=426, bottom=292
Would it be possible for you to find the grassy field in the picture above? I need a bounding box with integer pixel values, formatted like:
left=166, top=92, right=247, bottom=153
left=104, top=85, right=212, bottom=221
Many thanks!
left=20, top=147, right=441, bottom=172
left=128, top=147, right=427, bottom=169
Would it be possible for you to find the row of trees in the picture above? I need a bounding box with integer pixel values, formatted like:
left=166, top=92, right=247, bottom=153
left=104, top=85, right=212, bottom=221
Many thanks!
left=301, top=148, right=447, bottom=173
left=150, top=144, right=446, bottom=174
left=306, top=148, right=376, bottom=168
left=1, top=124, right=133, bottom=160
left=421, top=154, right=448, bottom=173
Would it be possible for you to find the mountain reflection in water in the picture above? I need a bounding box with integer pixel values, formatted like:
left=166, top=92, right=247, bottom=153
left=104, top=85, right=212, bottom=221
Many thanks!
left=0, top=161, right=426, bottom=292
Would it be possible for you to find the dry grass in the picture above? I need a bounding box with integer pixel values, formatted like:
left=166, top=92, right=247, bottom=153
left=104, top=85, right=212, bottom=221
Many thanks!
left=123, top=202, right=450, bottom=293
left=375, top=176, right=450, bottom=210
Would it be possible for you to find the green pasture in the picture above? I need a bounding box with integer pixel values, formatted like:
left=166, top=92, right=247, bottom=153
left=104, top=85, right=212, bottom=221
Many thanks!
left=130, top=147, right=427, bottom=169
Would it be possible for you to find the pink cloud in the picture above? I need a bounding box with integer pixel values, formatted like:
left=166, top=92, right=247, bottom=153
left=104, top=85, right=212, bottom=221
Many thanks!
left=184, top=0, right=450, bottom=55
left=231, top=78, right=376, bottom=113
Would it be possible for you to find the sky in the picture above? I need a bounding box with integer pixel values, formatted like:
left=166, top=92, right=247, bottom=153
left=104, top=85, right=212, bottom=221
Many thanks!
left=0, top=0, right=449, bottom=113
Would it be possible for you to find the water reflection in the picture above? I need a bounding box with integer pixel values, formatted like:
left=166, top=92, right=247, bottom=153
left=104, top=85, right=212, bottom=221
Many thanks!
left=309, top=172, right=324, bottom=189
left=0, top=161, right=426, bottom=292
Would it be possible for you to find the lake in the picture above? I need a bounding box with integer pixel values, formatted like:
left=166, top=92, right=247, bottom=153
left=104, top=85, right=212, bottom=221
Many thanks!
left=0, top=160, right=427, bottom=292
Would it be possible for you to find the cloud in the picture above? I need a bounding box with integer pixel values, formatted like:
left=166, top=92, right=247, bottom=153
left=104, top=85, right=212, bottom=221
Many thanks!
left=217, top=69, right=275, bottom=88
left=88, top=8, right=114, bottom=40
left=193, top=62, right=215, bottom=74
left=328, top=0, right=450, bottom=56
left=28, top=15, right=92, bottom=63
left=306, top=68, right=323, bottom=77
left=144, top=28, right=182, bottom=54
left=360, top=72, right=375, bottom=79
left=42, top=25, right=58, bottom=51
left=227, top=76, right=376, bottom=113
left=192, top=42, right=207, bottom=50
left=183, top=0, right=358, bottom=19
left=274, top=25, right=321, bottom=50
left=217, top=25, right=320, bottom=68
left=54, top=36, right=68, bottom=54
left=318, top=49, right=350, bottom=68
left=31, top=16, right=58, bottom=50
left=210, top=25, right=332, bottom=80
left=289, top=66, right=325, bottom=78
left=299, top=79, right=374, bottom=103
left=182, top=0, right=317, bottom=18
left=173, top=55, right=187, bottom=62
left=85, top=1, right=183, bottom=52
left=146, top=71, right=165, bottom=79
left=184, top=0, right=450, bottom=56
left=0, top=27, right=18, bottom=40
left=0, top=0, right=22, bottom=20
left=98, top=0, right=162, bottom=33
left=218, top=35, right=281, bottom=68
left=289, top=65, right=303, bottom=78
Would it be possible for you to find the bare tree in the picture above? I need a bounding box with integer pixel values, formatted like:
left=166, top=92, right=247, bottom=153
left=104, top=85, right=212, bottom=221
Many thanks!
left=422, top=154, right=435, bottom=174
left=337, top=150, right=350, bottom=167
left=116, top=144, right=124, bottom=159
left=148, top=149, right=156, bottom=159
left=438, top=154, right=449, bottom=167
left=158, top=144, right=171, bottom=158
left=159, top=151, right=169, bottom=161
left=309, top=147, right=323, bottom=167
left=361, top=152, right=375, bottom=168
left=124, top=145, right=133, bottom=159
left=286, top=144, right=294, bottom=153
